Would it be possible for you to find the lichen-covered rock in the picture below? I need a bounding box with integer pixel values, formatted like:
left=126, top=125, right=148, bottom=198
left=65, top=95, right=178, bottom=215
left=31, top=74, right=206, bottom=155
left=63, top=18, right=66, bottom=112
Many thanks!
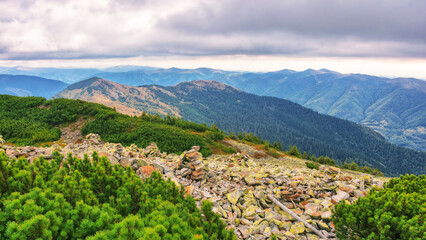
left=331, top=190, right=350, bottom=204
left=227, top=190, right=244, bottom=205
left=290, top=222, right=305, bottom=235
left=316, top=221, right=329, bottom=231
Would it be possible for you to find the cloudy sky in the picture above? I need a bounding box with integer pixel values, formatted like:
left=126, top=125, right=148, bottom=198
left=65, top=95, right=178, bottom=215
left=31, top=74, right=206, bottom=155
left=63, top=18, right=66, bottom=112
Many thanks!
left=0, top=0, right=425, bottom=78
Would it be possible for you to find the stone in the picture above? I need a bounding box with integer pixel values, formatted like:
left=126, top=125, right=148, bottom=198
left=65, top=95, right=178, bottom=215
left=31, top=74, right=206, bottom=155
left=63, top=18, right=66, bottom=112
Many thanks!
left=283, top=193, right=300, bottom=201
left=363, top=175, right=372, bottom=186
left=320, top=211, right=332, bottom=222
left=240, top=218, right=252, bottom=226
left=85, top=133, right=101, bottom=144
left=243, top=205, right=261, bottom=220
left=308, top=211, right=322, bottom=219
left=316, top=221, right=329, bottom=231
left=227, top=190, right=244, bottom=205
left=178, top=167, right=192, bottom=176
left=307, top=234, right=320, bottom=240
left=331, top=190, right=350, bottom=204
left=201, top=190, right=213, bottom=199
left=192, top=146, right=200, bottom=151
left=290, top=222, right=305, bottom=235
left=185, top=185, right=194, bottom=196
left=263, top=227, right=272, bottom=238
left=136, top=166, right=156, bottom=179
left=244, top=176, right=260, bottom=186
left=238, top=226, right=250, bottom=239
left=191, top=169, right=205, bottom=180
left=120, top=158, right=132, bottom=168
left=0, top=135, right=4, bottom=146
left=132, top=158, right=149, bottom=167
left=284, top=231, right=297, bottom=240
left=270, top=219, right=292, bottom=231
left=233, top=205, right=242, bottom=218
left=151, top=162, right=164, bottom=174
left=325, top=166, right=340, bottom=175
left=129, top=144, right=139, bottom=152
left=252, top=219, right=269, bottom=234
left=320, top=199, right=332, bottom=209
left=304, top=203, right=321, bottom=213
left=264, top=208, right=279, bottom=221
left=51, top=144, right=62, bottom=152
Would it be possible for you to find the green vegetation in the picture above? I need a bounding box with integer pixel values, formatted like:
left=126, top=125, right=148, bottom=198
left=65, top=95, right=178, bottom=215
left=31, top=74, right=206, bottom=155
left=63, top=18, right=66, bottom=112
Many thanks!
left=0, top=152, right=236, bottom=239
left=340, top=161, right=384, bottom=177
left=305, top=162, right=320, bottom=170
left=0, top=95, right=230, bottom=156
left=286, top=144, right=384, bottom=176
left=333, top=174, right=426, bottom=240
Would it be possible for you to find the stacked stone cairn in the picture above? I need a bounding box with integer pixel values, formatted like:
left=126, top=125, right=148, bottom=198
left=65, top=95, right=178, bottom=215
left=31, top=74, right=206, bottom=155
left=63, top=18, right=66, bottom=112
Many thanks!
left=176, top=146, right=206, bottom=181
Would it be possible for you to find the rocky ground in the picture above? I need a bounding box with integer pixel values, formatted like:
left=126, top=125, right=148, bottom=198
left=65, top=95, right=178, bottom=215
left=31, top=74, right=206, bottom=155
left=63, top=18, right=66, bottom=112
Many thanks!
left=0, top=134, right=385, bottom=240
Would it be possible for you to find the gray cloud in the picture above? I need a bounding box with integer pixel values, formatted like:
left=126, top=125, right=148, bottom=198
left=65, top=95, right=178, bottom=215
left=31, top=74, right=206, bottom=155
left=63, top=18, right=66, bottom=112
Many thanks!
left=0, top=0, right=425, bottom=60
left=160, top=0, right=426, bottom=42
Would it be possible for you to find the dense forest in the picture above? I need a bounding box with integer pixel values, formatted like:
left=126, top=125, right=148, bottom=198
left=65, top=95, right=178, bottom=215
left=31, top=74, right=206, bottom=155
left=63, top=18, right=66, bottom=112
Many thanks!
left=146, top=82, right=426, bottom=177
left=0, top=151, right=236, bottom=239
left=0, top=95, right=230, bottom=156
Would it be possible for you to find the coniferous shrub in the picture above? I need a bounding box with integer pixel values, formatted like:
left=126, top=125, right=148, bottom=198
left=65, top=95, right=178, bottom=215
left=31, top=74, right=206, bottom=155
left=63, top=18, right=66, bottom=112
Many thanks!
left=0, top=152, right=236, bottom=239
left=305, top=162, right=320, bottom=170
left=333, top=174, right=426, bottom=240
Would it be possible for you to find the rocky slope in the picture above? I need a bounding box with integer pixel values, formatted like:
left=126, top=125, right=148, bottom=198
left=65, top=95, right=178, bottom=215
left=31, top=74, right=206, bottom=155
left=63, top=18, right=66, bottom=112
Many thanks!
left=0, top=133, right=385, bottom=240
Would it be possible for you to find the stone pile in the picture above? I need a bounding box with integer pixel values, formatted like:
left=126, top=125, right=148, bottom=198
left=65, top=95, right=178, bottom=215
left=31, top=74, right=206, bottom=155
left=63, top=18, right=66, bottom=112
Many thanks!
left=0, top=134, right=386, bottom=240
left=171, top=155, right=384, bottom=240
left=175, top=146, right=206, bottom=181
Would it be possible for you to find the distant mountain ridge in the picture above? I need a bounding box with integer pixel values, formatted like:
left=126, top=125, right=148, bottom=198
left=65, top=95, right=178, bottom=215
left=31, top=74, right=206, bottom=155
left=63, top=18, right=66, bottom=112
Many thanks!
left=0, top=74, right=68, bottom=99
left=54, top=78, right=426, bottom=176
left=2, top=66, right=425, bottom=151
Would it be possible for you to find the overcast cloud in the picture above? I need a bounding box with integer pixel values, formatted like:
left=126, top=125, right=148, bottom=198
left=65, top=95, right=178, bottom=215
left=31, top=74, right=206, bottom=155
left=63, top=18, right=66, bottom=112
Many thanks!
left=0, top=0, right=425, bottom=60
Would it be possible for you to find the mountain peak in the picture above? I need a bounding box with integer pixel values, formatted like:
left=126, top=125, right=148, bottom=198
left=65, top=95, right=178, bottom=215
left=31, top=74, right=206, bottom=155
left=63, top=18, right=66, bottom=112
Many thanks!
left=65, top=77, right=103, bottom=90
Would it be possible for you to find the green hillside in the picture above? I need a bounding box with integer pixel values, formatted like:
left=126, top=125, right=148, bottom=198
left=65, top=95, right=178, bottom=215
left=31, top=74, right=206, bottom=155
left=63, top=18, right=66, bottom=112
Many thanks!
left=0, top=94, right=232, bottom=157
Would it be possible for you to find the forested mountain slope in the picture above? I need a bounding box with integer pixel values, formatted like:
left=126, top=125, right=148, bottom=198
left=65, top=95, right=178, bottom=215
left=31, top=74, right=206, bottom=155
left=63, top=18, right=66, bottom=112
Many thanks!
left=54, top=78, right=426, bottom=176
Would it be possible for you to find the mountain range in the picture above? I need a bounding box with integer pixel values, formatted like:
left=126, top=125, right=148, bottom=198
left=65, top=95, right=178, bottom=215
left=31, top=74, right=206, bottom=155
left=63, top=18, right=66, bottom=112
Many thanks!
left=54, top=78, right=426, bottom=176
left=0, top=74, right=68, bottom=99
left=2, top=66, right=424, bottom=151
